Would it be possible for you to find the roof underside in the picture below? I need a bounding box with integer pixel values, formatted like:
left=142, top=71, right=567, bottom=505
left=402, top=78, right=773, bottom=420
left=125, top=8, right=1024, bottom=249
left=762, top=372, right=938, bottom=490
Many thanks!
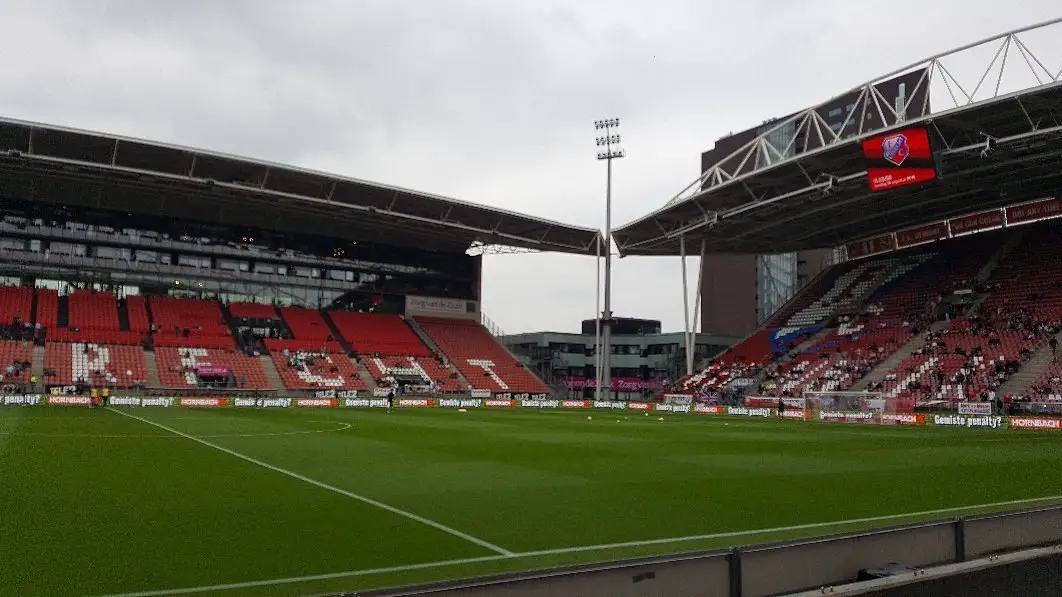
left=614, top=83, right=1062, bottom=256
left=0, top=118, right=601, bottom=255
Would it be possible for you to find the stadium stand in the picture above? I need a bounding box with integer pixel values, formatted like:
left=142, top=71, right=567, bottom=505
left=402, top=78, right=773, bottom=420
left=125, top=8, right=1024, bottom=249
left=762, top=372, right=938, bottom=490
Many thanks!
left=228, top=302, right=281, bottom=321
left=150, top=297, right=233, bottom=348
left=667, top=253, right=940, bottom=397
left=361, top=354, right=465, bottom=392
left=271, top=350, right=367, bottom=391
left=67, top=290, right=120, bottom=332
left=125, top=295, right=151, bottom=334
left=44, top=342, right=148, bottom=388
left=415, top=316, right=549, bottom=393
left=0, top=340, right=33, bottom=384
left=271, top=307, right=344, bottom=353
left=155, top=347, right=271, bottom=388
left=329, top=312, right=430, bottom=357
left=47, top=329, right=145, bottom=345
left=761, top=236, right=1002, bottom=397
left=858, top=228, right=1057, bottom=402
left=35, top=289, right=59, bottom=330
left=0, top=286, right=32, bottom=326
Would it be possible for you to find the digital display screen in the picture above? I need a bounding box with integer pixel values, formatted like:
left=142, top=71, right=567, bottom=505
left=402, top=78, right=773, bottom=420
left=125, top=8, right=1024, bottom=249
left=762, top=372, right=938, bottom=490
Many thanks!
left=862, top=127, right=937, bottom=192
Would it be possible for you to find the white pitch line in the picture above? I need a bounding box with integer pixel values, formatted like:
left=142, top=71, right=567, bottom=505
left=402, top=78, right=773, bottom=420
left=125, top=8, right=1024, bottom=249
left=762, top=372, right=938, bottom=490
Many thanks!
left=106, top=408, right=514, bottom=556
left=89, top=554, right=514, bottom=597
left=514, top=493, right=1062, bottom=558
left=91, top=493, right=1062, bottom=597
left=0, top=422, right=353, bottom=440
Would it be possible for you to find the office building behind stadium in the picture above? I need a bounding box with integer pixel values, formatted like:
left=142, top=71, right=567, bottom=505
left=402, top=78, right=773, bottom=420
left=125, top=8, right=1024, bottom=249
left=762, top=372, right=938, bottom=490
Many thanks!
left=0, top=118, right=600, bottom=399
left=698, top=69, right=930, bottom=338
left=503, top=317, right=739, bottom=396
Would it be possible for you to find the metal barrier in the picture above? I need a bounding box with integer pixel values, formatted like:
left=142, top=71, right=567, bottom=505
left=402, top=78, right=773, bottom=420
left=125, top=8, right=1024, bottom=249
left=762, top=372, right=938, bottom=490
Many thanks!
left=349, top=505, right=1062, bottom=597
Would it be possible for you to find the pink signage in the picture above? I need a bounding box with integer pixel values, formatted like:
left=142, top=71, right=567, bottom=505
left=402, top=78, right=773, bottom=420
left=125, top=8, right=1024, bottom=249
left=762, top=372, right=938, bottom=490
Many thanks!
left=564, top=377, right=663, bottom=392
left=196, top=365, right=232, bottom=377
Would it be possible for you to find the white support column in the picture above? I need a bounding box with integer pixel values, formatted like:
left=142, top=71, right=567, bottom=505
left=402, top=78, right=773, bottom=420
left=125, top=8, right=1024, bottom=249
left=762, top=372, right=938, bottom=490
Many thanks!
left=690, top=239, right=706, bottom=374
left=594, top=236, right=603, bottom=401
left=680, top=235, right=691, bottom=376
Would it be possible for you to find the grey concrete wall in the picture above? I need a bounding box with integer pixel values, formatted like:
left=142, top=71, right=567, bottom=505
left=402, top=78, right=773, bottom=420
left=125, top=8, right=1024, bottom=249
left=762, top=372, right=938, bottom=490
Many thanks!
left=357, top=507, right=1062, bottom=597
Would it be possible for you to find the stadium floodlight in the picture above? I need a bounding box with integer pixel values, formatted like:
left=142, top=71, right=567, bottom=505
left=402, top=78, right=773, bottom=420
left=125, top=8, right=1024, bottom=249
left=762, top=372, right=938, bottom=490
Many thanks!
left=594, top=117, right=624, bottom=401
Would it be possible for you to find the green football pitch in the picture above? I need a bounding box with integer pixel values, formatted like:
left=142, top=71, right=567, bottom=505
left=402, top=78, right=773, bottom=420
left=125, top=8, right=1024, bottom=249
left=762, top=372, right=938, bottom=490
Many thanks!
left=2, top=407, right=1061, bottom=597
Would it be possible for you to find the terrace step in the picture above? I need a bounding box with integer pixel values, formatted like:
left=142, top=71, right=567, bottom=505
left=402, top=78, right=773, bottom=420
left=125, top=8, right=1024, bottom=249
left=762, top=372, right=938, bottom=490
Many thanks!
left=117, top=298, right=131, bottom=332
left=143, top=349, right=161, bottom=387
left=31, top=344, right=45, bottom=384
left=784, top=328, right=832, bottom=361
left=320, top=311, right=355, bottom=355
left=57, top=295, right=69, bottom=328
left=352, top=357, right=378, bottom=392
left=850, top=320, right=949, bottom=391
left=259, top=355, right=285, bottom=391
left=997, top=330, right=1062, bottom=397
left=977, top=229, right=1023, bottom=283
left=30, top=289, right=38, bottom=328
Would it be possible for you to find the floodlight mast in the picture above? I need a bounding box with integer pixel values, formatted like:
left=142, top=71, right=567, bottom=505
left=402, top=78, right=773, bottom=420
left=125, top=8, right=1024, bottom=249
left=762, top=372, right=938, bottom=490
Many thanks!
left=594, top=118, right=624, bottom=401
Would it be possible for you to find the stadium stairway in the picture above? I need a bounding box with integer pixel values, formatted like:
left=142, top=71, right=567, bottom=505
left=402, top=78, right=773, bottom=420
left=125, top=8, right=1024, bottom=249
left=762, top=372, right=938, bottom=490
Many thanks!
left=354, top=362, right=378, bottom=392
left=258, top=354, right=286, bottom=390
left=117, top=299, right=131, bottom=332
left=57, top=294, right=69, bottom=328
left=31, top=344, right=45, bottom=385
left=143, top=350, right=162, bottom=386
left=786, top=328, right=833, bottom=361
left=320, top=311, right=355, bottom=355
left=407, top=316, right=447, bottom=364
left=976, top=229, right=1024, bottom=283
left=850, top=320, right=950, bottom=391
left=997, top=329, right=1062, bottom=397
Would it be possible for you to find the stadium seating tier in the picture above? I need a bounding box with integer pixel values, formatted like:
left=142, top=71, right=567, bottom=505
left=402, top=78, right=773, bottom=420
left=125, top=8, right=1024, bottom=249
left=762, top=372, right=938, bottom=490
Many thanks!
left=415, top=316, right=548, bottom=393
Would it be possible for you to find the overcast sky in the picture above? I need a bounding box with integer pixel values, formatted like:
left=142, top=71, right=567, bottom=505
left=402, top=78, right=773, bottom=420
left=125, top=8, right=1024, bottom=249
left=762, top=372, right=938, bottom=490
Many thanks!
left=0, top=0, right=1059, bottom=334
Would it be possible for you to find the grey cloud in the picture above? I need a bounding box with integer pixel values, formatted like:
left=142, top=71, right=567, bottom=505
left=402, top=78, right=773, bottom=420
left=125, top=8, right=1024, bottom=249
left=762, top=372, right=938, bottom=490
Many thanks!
left=0, top=0, right=1060, bottom=333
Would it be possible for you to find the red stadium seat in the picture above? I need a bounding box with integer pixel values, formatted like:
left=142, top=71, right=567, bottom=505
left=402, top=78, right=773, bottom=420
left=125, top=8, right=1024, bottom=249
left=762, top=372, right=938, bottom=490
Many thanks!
left=149, top=296, right=233, bottom=347
left=279, top=307, right=335, bottom=342
left=229, top=302, right=280, bottom=320
left=328, top=312, right=430, bottom=357
left=44, top=342, right=148, bottom=388
left=154, top=347, right=270, bottom=389
left=125, top=295, right=151, bottom=334
left=67, top=290, right=120, bottom=332
left=271, top=351, right=367, bottom=391
left=0, top=286, right=32, bottom=326
left=0, top=340, right=33, bottom=384
left=415, top=316, right=548, bottom=394
left=35, top=289, right=59, bottom=330
left=361, top=355, right=465, bottom=392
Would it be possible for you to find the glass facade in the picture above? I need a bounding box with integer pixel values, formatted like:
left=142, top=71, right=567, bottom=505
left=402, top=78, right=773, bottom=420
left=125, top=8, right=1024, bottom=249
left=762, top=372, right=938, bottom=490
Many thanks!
left=754, top=120, right=799, bottom=324
left=756, top=253, right=798, bottom=324
left=0, top=197, right=478, bottom=310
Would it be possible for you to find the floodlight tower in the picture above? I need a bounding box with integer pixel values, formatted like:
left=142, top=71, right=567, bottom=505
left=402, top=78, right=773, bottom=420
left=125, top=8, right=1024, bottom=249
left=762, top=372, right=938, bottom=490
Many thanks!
left=594, top=118, right=623, bottom=401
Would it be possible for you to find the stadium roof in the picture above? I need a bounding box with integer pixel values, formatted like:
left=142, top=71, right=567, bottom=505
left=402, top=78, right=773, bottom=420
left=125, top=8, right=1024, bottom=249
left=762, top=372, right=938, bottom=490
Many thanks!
left=0, top=117, right=602, bottom=255
left=614, top=18, right=1062, bottom=257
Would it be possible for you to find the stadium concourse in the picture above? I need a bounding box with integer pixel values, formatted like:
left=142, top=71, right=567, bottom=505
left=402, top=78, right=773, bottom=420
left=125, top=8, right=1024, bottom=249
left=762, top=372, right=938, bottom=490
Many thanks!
left=665, top=199, right=1062, bottom=413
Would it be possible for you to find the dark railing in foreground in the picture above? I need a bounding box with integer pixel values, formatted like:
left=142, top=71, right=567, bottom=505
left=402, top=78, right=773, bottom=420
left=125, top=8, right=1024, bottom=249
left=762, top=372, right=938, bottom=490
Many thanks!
left=342, top=505, right=1062, bottom=597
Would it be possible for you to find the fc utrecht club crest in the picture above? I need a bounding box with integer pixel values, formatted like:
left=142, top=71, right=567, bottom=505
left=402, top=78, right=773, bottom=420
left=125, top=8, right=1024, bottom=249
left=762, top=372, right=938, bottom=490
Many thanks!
left=881, top=133, right=911, bottom=166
